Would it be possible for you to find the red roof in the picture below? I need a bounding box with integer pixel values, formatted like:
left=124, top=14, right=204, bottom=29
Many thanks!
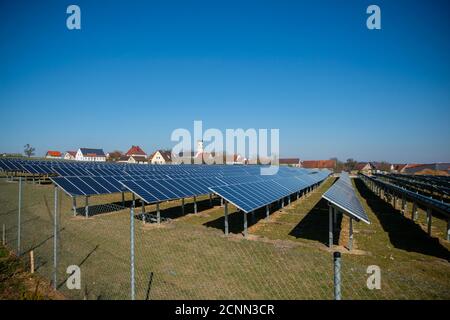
left=46, top=151, right=61, bottom=157
left=126, top=145, right=147, bottom=156
left=301, top=160, right=336, bottom=169
left=66, top=151, right=76, bottom=157
left=279, top=158, right=300, bottom=165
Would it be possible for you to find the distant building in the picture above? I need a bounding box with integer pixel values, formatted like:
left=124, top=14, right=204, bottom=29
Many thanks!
left=64, top=151, right=76, bottom=160
left=45, top=151, right=62, bottom=159
left=390, top=163, right=407, bottom=173
left=279, top=158, right=300, bottom=167
left=150, top=150, right=172, bottom=164
left=75, top=148, right=106, bottom=162
left=125, top=145, right=147, bottom=158
left=225, top=154, right=248, bottom=165
left=355, top=162, right=376, bottom=174
left=301, top=160, right=336, bottom=170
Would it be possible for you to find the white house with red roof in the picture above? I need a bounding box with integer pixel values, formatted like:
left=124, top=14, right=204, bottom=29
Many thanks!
left=45, top=150, right=62, bottom=159
left=117, top=145, right=148, bottom=164
left=63, top=151, right=77, bottom=160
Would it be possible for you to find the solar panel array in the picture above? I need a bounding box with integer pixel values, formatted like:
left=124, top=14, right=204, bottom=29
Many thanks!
left=0, top=158, right=331, bottom=207
left=322, top=172, right=370, bottom=224
left=209, top=171, right=329, bottom=213
left=363, top=174, right=450, bottom=217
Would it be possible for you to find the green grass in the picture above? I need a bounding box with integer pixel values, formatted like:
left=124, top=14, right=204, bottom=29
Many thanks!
left=0, top=176, right=449, bottom=300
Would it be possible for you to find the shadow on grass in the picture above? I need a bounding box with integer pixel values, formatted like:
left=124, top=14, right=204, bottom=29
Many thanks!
left=203, top=201, right=284, bottom=235
left=354, top=178, right=450, bottom=261
left=74, top=201, right=131, bottom=217
left=137, top=197, right=221, bottom=223
left=288, top=197, right=342, bottom=246
left=57, top=244, right=99, bottom=289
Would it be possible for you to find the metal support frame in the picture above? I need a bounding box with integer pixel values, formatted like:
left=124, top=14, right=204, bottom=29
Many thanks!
left=426, top=208, right=432, bottom=235
left=156, top=202, right=161, bottom=224
left=243, top=212, right=248, bottom=237
left=412, top=202, right=418, bottom=221
left=281, top=198, right=285, bottom=208
left=333, top=252, right=341, bottom=300
left=181, top=198, right=185, bottom=215
left=132, top=193, right=136, bottom=208
left=348, top=218, right=353, bottom=251
left=265, top=205, right=270, bottom=220
left=224, top=201, right=229, bottom=235
left=142, top=200, right=146, bottom=225
left=53, top=186, right=58, bottom=289
left=193, top=196, right=197, bottom=214
left=288, top=196, right=291, bottom=206
left=447, top=219, right=450, bottom=241
left=17, top=177, right=22, bottom=255
left=85, top=196, right=89, bottom=218
left=72, top=196, right=77, bottom=216
left=130, top=206, right=135, bottom=300
left=401, top=197, right=406, bottom=216
left=220, top=197, right=224, bottom=207
left=122, top=192, right=125, bottom=207
left=329, top=204, right=333, bottom=248
left=209, top=193, right=212, bottom=207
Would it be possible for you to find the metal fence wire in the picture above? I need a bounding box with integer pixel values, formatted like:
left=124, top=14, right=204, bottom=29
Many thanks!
left=1, top=176, right=449, bottom=300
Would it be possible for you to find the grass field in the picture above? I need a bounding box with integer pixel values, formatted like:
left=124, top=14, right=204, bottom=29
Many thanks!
left=0, top=176, right=449, bottom=299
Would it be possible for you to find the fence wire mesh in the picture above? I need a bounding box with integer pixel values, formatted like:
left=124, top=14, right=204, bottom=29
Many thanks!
left=1, top=175, right=449, bottom=300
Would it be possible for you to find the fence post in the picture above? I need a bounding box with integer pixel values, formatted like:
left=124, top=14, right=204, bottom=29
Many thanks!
left=17, top=177, right=22, bottom=255
left=53, top=186, right=58, bottom=289
left=333, top=252, right=341, bottom=300
left=130, top=206, right=135, bottom=300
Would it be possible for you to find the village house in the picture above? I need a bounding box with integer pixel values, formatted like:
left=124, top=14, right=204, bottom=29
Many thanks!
left=301, top=159, right=336, bottom=171
left=75, top=148, right=106, bottom=162
left=64, top=151, right=76, bottom=160
left=279, top=158, right=301, bottom=167
left=115, top=145, right=148, bottom=164
left=45, top=151, right=62, bottom=159
left=149, top=150, right=173, bottom=164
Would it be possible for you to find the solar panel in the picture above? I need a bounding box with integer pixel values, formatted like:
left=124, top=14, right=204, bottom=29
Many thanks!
left=322, top=173, right=370, bottom=224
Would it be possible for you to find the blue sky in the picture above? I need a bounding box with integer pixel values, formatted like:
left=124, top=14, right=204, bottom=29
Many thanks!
left=0, top=0, right=449, bottom=163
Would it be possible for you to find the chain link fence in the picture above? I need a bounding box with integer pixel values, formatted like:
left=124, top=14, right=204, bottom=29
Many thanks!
left=1, top=176, right=449, bottom=300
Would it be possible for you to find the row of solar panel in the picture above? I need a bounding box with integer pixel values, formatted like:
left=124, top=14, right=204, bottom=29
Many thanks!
left=363, top=175, right=450, bottom=215
left=322, top=173, right=370, bottom=224
left=1, top=159, right=320, bottom=178
left=208, top=174, right=329, bottom=213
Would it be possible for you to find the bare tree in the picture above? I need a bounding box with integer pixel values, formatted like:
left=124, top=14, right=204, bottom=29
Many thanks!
left=24, top=144, right=35, bottom=158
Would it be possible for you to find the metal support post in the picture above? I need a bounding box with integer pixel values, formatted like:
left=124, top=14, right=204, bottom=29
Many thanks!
left=334, top=252, right=341, bottom=300
left=348, top=218, right=353, bottom=251
left=130, top=206, right=135, bottom=300
left=224, top=201, right=229, bottom=235
left=426, top=208, right=432, bottom=235
left=72, top=196, right=77, bottom=216
left=53, top=186, right=58, bottom=289
left=156, top=202, right=161, bottom=224
left=243, top=212, right=248, bottom=237
left=181, top=198, right=185, bottom=215
left=17, top=177, right=22, bottom=255
left=266, top=205, right=269, bottom=220
left=193, top=196, right=197, bottom=214
left=85, top=196, right=89, bottom=218
left=329, top=204, right=333, bottom=248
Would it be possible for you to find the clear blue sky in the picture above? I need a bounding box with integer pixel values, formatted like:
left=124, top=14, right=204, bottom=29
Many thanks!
left=0, top=0, right=449, bottom=163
